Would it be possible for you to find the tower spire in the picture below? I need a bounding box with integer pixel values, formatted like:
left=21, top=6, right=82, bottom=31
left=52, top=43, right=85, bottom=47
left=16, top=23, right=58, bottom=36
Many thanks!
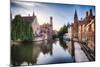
left=73, top=9, right=79, bottom=38
left=74, top=9, right=78, bottom=23
left=74, top=9, right=78, bottom=19
left=32, top=10, right=35, bottom=17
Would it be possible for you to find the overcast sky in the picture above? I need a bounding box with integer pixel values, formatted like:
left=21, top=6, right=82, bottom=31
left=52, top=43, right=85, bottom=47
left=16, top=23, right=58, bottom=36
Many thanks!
left=11, top=1, right=95, bottom=31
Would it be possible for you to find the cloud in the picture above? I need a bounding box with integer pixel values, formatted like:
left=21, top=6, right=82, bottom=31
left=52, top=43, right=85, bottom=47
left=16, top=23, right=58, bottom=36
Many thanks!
left=11, top=1, right=35, bottom=10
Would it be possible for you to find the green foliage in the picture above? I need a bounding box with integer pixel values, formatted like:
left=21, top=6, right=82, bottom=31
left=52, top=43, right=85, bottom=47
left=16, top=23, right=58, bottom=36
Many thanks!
left=11, top=15, right=33, bottom=41
left=58, top=24, right=68, bottom=36
left=11, top=44, right=34, bottom=65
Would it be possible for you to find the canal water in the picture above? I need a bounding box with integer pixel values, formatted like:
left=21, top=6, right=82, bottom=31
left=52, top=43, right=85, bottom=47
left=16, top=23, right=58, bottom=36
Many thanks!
left=11, top=39, right=74, bottom=66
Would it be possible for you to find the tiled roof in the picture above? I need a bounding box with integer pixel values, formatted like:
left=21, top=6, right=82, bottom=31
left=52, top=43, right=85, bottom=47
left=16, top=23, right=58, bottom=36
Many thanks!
left=22, top=16, right=36, bottom=23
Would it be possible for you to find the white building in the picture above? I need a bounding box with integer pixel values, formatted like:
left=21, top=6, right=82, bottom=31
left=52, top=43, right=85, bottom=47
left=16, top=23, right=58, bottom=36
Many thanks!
left=68, top=25, right=72, bottom=39
left=32, top=16, right=40, bottom=36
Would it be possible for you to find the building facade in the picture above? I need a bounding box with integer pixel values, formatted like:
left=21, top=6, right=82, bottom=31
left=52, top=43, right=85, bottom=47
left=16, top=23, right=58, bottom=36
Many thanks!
left=22, top=11, right=54, bottom=40
left=72, top=9, right=95, bottom=51
left=39, top=16, right=53, bottom=39
left=72, top=10, right=79, bottom=39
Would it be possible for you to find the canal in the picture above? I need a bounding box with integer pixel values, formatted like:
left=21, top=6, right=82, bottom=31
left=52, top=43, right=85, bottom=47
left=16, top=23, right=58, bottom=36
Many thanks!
left=11, top=39, right=74, bottom=66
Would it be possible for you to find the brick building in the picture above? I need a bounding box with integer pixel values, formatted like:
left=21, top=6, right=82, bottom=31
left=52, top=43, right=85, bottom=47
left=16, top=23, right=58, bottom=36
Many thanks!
left=72, top=9, right=95, bottom=51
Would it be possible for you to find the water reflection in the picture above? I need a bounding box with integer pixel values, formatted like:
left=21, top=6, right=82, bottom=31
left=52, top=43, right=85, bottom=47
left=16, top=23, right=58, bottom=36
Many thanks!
left=11, top=39, right=74, bottom=66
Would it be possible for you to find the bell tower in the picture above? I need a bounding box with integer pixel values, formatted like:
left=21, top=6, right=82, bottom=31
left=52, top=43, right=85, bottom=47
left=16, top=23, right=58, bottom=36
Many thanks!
left=50, top=16, right=53, bottom=30
left=74, top=9, right=79, bottom=38
left=74, top=9, right=78, bottom=23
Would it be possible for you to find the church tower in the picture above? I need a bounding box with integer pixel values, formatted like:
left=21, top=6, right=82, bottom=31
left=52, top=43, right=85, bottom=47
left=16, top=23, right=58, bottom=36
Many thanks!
left=74, top=10, right=78, bottom=23
left=74, top=9, right=79, bottom=38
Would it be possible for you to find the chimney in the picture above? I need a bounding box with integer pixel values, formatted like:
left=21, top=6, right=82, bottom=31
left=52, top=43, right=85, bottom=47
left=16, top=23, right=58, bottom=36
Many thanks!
left=85, top=11, right=89, bottom=23
left=90, top=9, right=93, bottom=17
left=81, top=18, right=82, bottom=21
left=86, top=11, right=88, bottom=17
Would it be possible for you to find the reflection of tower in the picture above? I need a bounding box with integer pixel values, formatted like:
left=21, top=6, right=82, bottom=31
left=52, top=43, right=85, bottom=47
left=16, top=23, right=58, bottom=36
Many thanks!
left=49, top=40, right=53, bottom=56
left=74, top=10, right=78, bottom=38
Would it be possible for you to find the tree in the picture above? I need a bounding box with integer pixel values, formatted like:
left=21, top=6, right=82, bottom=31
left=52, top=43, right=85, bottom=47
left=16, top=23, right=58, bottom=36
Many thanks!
left=11, top=15, right=33, bottom=41
left=58, top=24, right=68, bottom=36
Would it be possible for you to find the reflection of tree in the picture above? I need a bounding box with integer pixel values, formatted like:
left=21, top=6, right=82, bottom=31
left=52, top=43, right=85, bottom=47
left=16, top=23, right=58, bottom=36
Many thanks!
left=11, top=45, right=23, bottom=66
left=11, top=43, right=39, bottom=66
left=59, top=39, right=68, bottom=50
left=11, top=40, right=55, bottom=66
left=32, top=45, right=41, bottom=65
left=58, top=25, right=68, bottom=36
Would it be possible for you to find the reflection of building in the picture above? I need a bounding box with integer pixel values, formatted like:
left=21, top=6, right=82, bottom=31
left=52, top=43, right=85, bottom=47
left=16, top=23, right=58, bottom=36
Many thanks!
left=72, top=9, right=95, bottom=51
left=41, top=40, right=53, bottom=55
